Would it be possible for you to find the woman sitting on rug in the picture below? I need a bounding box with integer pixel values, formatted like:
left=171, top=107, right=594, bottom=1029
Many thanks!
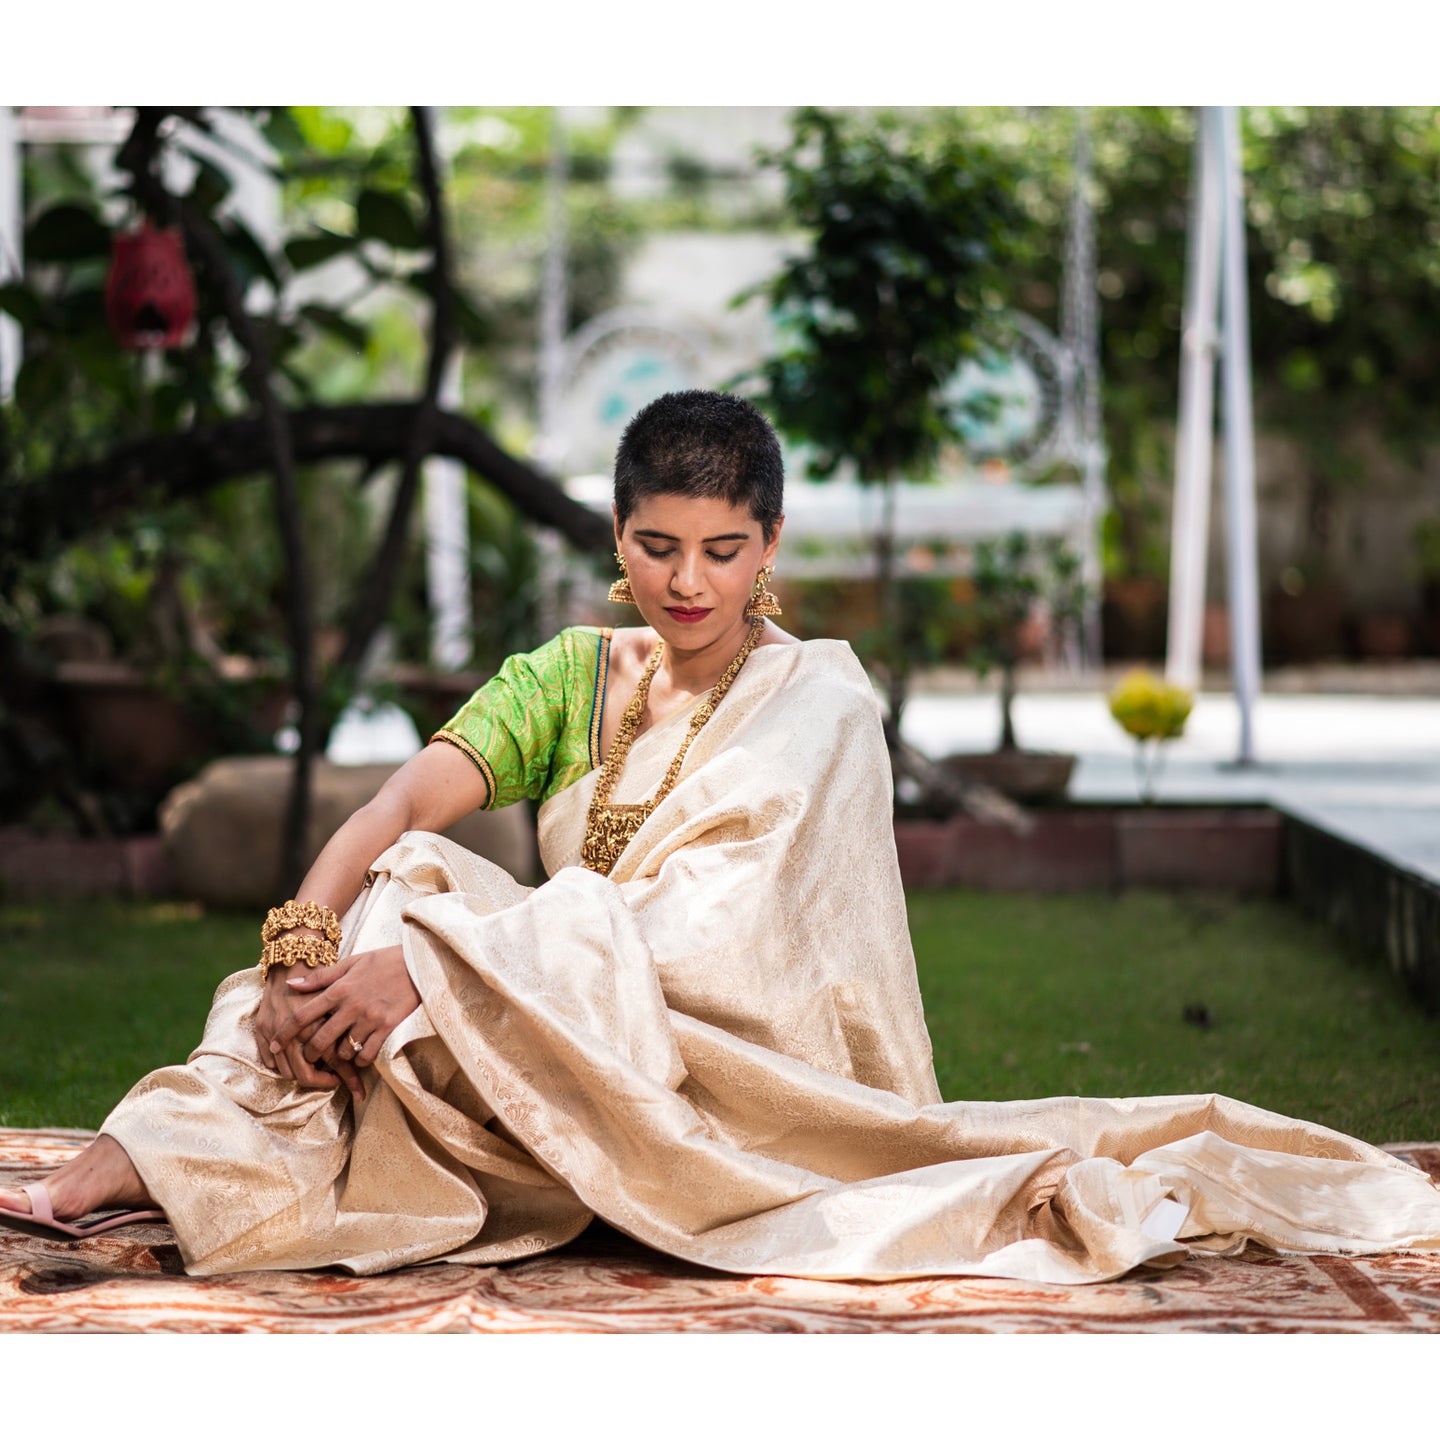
left=3, top=389, right=1439, bottom=1284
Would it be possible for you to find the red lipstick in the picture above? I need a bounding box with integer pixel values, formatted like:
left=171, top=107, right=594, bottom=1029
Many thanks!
left=665, top=607, right=712, bottom=624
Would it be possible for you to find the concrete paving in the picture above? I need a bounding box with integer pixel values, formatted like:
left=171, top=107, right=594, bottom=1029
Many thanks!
left=901, top=684, right=1440, bottom=884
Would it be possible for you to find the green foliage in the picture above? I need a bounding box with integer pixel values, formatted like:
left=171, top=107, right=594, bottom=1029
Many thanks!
left=962, top=531, right=1087, bottom=749
left=850, top=568, right=966, bottom=680
left=746, top=107, right=1029, bottom=484
left=440, top=107, right=638, bottom=428
left=746, top=108, right=1033, bottom=740
left=1243, top=107, right=1440, bottom=456
left=966, top=531, right=1086, bottom=676
left=1413, top=516, right=1440, bottom=581
left=959, top=106, right=1440, bottom=579
left=386, top=479, right=542, bottom=677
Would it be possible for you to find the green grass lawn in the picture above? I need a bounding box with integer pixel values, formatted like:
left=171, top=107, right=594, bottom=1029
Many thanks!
left=910, top=890, right=1440, bottom=1143
left=0, top=902, right=252, bottom=1129
left=2, top=892, right=1438, bottom=1143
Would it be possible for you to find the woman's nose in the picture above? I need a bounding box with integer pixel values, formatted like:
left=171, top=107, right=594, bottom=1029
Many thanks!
left=670, top=552, right=701, bottom=595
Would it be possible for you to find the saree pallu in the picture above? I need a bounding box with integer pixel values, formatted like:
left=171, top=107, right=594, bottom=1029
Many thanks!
left=102, top=641, right=1440, bottom=1283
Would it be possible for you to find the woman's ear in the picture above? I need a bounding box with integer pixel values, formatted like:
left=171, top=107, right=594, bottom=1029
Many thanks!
left=761, top=514, right=785, bottom=569
left=612, top=504, right=624, bottom=552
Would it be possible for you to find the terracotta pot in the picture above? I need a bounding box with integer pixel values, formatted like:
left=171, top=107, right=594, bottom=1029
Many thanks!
left=1423, top=582, right=1440, bottom=658
left=53, top=661, right=215, bottom=792
left=1265, top=582, right=1348, bottom=664
left=941, top=749, right=1077, bottom=804
left=1353, top=612, right=1411, bottom=661
left=1101, top=577, right=1167, bottom=660
left=385, top=665, right=490, bottom=739
left=1202, top=604, right=1230, bottom=670
left=51, top=662, right=288, bottom=794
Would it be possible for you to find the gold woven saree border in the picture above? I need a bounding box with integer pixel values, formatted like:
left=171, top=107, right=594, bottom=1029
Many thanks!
left=589, top=627, right=613, bottom=770
left=430, top=729, right=499, bottom=810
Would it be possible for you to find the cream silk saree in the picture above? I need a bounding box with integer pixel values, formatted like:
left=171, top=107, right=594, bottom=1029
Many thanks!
left=102, top=640, right=1440, bottom=1282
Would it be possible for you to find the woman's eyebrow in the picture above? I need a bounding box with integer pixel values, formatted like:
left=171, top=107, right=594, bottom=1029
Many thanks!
left=633, top=529, right=750, bottom=543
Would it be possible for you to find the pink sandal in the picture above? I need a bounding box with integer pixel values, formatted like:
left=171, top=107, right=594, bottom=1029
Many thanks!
left=0, top=1182, right=166, bottom=1240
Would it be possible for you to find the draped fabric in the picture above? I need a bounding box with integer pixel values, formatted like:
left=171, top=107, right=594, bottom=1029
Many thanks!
left=101, top=640, right=1440, bottom=1282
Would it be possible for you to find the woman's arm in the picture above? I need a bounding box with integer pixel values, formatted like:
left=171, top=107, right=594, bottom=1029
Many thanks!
left=256, top=742, right=491, bottom=1095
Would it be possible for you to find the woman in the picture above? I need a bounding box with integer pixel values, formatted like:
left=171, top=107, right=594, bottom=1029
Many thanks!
left=4, top=390, right=1440, bottom=1284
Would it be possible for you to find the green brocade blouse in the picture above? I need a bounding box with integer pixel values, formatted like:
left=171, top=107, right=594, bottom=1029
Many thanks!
left=430, top=627, right=613, bottom=810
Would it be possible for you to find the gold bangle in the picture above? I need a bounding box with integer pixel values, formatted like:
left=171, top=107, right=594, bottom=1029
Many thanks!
left=258, top=933, right=339, bottom=983
left=261, top=900, right=342, bottom=946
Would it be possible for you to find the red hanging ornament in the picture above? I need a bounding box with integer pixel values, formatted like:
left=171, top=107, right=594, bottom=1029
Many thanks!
left=104, top=222, right=197, bottom=350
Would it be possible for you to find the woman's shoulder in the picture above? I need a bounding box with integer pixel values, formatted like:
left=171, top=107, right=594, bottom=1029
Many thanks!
left=743, top=633, right=876, bottom=711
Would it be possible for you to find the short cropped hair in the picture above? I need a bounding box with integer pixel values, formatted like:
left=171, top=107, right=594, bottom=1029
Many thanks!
left=614, top=390, right=784, bottom=542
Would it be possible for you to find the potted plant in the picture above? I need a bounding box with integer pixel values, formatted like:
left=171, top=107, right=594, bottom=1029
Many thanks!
left=1107, top=668, right=1194, bottom=802
left=742, top=107, right=1027, bottom=759
left=942, top=531, right=1087, bottom=803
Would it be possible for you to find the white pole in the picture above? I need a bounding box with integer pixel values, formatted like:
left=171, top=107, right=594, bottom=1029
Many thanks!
left=421, top=108, right=472, bottom=671
left=1165, top=108, right=1224, bottom=692
left=1062, top=110, right=1106, bottom=671
left=423, top=353, right=472, bottom=670
left=1217, top=105, right=1263, bottom=765
left=0, top=107, right=22, bottom=401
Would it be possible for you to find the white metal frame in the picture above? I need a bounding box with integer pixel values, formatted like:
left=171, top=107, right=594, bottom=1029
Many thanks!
left=1166, top=106, right=1262, bottom=765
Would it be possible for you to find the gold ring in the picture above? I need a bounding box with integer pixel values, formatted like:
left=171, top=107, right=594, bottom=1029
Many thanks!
left=347, top=1035, right=363, bottom=1056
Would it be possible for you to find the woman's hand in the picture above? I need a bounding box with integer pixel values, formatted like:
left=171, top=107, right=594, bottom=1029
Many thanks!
left=254, top=970, right=352, bottom=1093
left=270, top=944, right=421, bottom=1084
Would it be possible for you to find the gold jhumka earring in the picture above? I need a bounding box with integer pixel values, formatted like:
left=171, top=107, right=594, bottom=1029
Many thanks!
left=608, top=551, right=636, bottom=605
left=745, top=566, right=782, bottom=618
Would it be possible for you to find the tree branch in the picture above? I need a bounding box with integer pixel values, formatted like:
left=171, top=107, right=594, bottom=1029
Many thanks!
left=6, top=402, right=612, bottom=563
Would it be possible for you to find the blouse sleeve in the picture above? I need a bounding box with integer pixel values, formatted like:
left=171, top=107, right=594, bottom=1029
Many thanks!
left=429, top=631, right=578, bottom=810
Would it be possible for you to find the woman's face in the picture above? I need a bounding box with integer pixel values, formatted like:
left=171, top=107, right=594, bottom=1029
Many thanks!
left=615, top=493, right=782, bottom=652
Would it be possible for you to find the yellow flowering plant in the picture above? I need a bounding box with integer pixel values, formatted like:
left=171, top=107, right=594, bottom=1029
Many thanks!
left=1107, top=669, right=1194, bottom=802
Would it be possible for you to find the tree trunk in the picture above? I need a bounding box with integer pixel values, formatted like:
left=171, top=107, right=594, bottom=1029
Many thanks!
left=998, top=662, right=1018, bottom=751
left=336, top=106, right=457, bottom=689
left=119, top=107, right=318, bottom=898
left=875, top=472, right=905, bottom=754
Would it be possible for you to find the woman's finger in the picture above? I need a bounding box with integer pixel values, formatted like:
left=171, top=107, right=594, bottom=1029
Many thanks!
left=302, top=1008, right=362, bottom=1066
left=353, top=1026, right=388, bottom=1069
left=271, top=990, right=343, bottom=1049
left=285, top=1042, right=339, bottom=1089
left=330, top=1056, right=367, bottom=1105
left=284, top=953, right=355, bottom=992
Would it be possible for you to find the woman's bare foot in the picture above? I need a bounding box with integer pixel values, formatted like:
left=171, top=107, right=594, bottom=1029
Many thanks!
left=0, top=1136, right=155, bottom=1220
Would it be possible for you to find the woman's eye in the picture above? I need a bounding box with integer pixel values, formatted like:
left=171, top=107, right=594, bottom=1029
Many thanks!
left=708, top=551, right=740, bottom=564
left=640, top=546, right=674, bottom=560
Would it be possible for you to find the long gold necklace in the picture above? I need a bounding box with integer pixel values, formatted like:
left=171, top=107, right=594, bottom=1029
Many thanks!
left=581, top=617, right=765, bottom=877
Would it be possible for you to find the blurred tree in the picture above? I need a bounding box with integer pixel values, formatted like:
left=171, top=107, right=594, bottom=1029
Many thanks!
left=0, top=106, right=609, bottom=891
left=746, top=106, right=1028, bottom=748
left=961, top=106, right=1440, bottom=592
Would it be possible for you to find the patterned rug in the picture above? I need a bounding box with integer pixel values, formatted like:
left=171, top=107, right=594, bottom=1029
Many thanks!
left=4, top=1127, right=1440, bottom=1334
